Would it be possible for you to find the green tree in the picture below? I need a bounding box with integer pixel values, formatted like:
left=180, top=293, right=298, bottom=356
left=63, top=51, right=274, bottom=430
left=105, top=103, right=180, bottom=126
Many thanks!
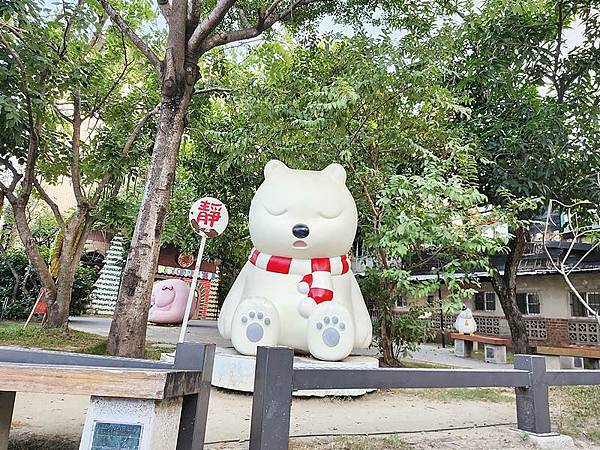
left=100, top=0, right=464, bottom=356
left=166, top=34, right=505, bottom=365
left=0, top=0, right=157, bottom=329
left=454, top=0, right=600, bottom=352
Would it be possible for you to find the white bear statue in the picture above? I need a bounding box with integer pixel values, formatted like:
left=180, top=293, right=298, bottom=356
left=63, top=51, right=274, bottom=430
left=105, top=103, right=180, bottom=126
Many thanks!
left=218, top=160, right=373, bottom=361
left=454, top=304, right=477, bottom=335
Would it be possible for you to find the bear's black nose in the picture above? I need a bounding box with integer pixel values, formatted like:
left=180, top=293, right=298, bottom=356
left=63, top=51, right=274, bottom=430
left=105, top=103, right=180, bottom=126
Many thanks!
left=292, top=224, right=310, bottom=238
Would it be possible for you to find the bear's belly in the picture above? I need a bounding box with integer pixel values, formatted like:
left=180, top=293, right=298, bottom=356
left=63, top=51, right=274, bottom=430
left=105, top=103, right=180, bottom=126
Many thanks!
left=242, top=264, right=354, bottom=351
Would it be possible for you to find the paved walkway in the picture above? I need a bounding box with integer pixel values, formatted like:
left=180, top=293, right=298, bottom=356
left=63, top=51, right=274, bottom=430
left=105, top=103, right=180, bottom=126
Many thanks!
left=69, top=316, right=510, bottom=369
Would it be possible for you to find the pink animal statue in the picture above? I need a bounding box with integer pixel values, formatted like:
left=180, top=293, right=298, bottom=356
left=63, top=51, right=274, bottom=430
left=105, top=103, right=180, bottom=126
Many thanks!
left=148, top=279, right=193, bottom=324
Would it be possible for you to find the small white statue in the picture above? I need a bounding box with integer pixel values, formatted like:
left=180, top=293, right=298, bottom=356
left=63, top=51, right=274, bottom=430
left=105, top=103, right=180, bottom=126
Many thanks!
left=218, top=160, right=373, bottom=361
left=454, top=304, right=477, bottom=335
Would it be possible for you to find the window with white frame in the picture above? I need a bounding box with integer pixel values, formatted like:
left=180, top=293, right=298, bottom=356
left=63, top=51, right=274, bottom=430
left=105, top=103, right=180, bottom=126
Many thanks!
left=395, top=296, right=407, bottom=308
left=571, top=292, right=600, bottom=317
left=517, top=293, right=541, bottom=315
left=474, top=292, right=496, bottom=311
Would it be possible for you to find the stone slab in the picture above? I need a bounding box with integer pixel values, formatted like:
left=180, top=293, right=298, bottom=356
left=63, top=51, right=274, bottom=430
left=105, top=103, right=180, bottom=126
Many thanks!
left=519, top=431, right=575, bottom=449
left=162, top=347, right=379, bottom=397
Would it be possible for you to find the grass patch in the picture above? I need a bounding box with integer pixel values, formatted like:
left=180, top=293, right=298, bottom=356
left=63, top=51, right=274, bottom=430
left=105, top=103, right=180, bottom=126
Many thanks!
left=408, top=387, right=514, bottom=403
left=0, top=321, right=174, bottom=360
left=551, top=385, right=600, bottom=444
left=290, top=435, right=413, bottom=450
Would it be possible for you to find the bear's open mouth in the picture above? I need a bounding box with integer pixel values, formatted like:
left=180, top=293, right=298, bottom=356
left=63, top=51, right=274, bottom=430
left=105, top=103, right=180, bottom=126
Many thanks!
left=293, top=240, right=307, bottom=248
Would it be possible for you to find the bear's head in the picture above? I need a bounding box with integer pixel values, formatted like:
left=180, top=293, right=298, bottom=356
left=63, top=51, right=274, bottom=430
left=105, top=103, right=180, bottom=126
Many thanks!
left=249, top=160, right=357, bottom=258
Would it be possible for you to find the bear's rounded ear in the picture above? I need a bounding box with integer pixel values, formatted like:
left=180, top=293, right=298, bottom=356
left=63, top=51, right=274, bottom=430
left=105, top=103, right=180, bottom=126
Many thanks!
left=264, top=160, right=288, bottom=179
left=322, top=163, right=347, bottom=184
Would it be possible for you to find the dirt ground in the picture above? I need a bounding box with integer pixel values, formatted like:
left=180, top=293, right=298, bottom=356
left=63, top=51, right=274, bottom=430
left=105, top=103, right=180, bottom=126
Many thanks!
left=8, top=386, right=597, bottom=449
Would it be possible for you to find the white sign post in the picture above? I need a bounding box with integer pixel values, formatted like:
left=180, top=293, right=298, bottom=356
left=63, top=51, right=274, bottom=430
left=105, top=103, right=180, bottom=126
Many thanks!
left=178, top=197, right=228, bottom=343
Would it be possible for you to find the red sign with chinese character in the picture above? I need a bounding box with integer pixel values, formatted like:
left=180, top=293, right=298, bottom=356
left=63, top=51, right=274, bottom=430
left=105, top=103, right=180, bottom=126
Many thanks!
left=189, top=197, right=229, bottom=237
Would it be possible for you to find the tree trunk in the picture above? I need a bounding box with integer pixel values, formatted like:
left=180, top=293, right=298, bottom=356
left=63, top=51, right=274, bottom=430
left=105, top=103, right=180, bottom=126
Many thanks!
left=107, top=87, right=194, bottom=357
left=12, top=203, right=57, bottom=307
left=491, top=226, right=529, bottom=354
left=47, top=213, right=93, bottom=329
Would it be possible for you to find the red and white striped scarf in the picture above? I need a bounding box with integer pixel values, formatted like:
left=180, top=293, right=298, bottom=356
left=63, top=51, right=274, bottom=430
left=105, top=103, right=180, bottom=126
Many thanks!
left=248, top=249, right=350, bottom=304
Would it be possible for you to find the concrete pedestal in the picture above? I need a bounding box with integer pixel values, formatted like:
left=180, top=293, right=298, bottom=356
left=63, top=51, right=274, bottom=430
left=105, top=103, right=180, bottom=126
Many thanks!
left=165, top=347, right=378, bottom=397
left=0, top=392, right=15, bottom=450
left=484, top=343, right=507, bottom=364
left=79, top=396, right=182, bottom=450
left=561, top=356, right=584, bottom=369
left=543, top=355, right=561, bottom=370
left=520, top=431, right=575, bottom=449
left=454, top=339, right=473, bottom=357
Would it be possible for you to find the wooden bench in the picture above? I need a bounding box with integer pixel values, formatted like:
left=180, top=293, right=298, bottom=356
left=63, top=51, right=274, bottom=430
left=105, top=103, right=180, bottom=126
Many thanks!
left=535, top=345, right=600, bottom=370
left=0, top=342, right=214, bottom=450
left=450, top=332, right=511, bottom=364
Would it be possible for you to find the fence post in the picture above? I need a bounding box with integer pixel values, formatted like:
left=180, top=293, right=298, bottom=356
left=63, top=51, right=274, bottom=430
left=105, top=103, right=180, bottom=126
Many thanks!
left=174, top=342, right=216, bottom=450
left=514, top=354, right=551, bottom=434
left=250, top=346, right=294, bottom=450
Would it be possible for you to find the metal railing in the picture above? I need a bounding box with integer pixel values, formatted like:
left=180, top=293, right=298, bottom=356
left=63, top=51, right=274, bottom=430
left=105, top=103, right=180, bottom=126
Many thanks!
left=0, top=342, right=215, bottom=450
left=249, top=346, right=600, bottom=450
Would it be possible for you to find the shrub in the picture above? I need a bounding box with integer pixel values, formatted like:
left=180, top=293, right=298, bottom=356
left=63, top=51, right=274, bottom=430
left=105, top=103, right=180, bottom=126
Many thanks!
left=0, top=248, right=98, bottom=320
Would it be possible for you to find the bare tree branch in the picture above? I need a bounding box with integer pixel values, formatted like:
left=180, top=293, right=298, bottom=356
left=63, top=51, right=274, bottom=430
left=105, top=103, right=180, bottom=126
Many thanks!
left=71, top=89, right=86, bottom=206
left=195, top=85, right=232, bottom=95
left=97, top=0, right=162, bottom=72
left=236, top=7, right=250, bottom=28
left=198, top=0, right=321, bottom=54
left=187, top=0, right=237, bottom=54
left=187, top=0, right=202, bottom=35
left=159, top=0, right=172, bottom=24
left=58, top=0, right=84, bottom=58
left=32, top=178, right=66, bottom=230
left=0, top=157, right=23, bottom=193
left=543, top=199, right=600, bottom=325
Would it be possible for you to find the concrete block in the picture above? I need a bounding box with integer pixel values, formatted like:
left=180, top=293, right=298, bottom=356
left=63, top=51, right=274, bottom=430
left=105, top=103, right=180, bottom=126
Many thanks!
left=79, top=396, right=182, bottom=450
left=525, top=431, right=574, bottom=449
left=544, top=355, right=561, bottom=370
left=559, top=356, right=584, bottom=370
left=484, top=344, right=507, bottom=364
left=454, top=339, right=473, bottom=358
left=209, top=346, right=378, bottom=397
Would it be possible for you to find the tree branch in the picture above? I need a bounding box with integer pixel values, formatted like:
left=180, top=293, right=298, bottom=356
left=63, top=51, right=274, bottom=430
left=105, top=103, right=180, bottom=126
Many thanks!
left=58, top=0, right=84, bottom=58
left=158, top=0, right=172, bottom=24
left=97, top=0, right=162, bottom=72
left=187, top=0, right=237, bottom=54
left=71, top=89, right=86, bottom=206
left=32, top=178, right=66, bottom=230
left=187, top=0, right=202, bottom=37
left=195, top=85, right=232, bottom=95
left=0, top=156, right=23, bottom=193
left=199, top=0, right=321, bottom=54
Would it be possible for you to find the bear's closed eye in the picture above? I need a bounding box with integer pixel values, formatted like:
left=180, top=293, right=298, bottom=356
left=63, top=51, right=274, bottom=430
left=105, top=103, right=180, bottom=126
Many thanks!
left=264, top=204, right=287, bottom=216
left=318, top=209, right=343, bottom=219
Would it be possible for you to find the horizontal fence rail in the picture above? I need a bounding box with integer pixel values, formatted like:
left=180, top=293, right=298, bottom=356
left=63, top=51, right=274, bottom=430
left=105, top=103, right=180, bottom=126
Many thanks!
left=293, top=368, right=530, bottom=390
left=545, top=370, right=600, bottom=386
left=250, top=346, right=600, bottom=450
left=0, top=346, right=172, bottom=369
